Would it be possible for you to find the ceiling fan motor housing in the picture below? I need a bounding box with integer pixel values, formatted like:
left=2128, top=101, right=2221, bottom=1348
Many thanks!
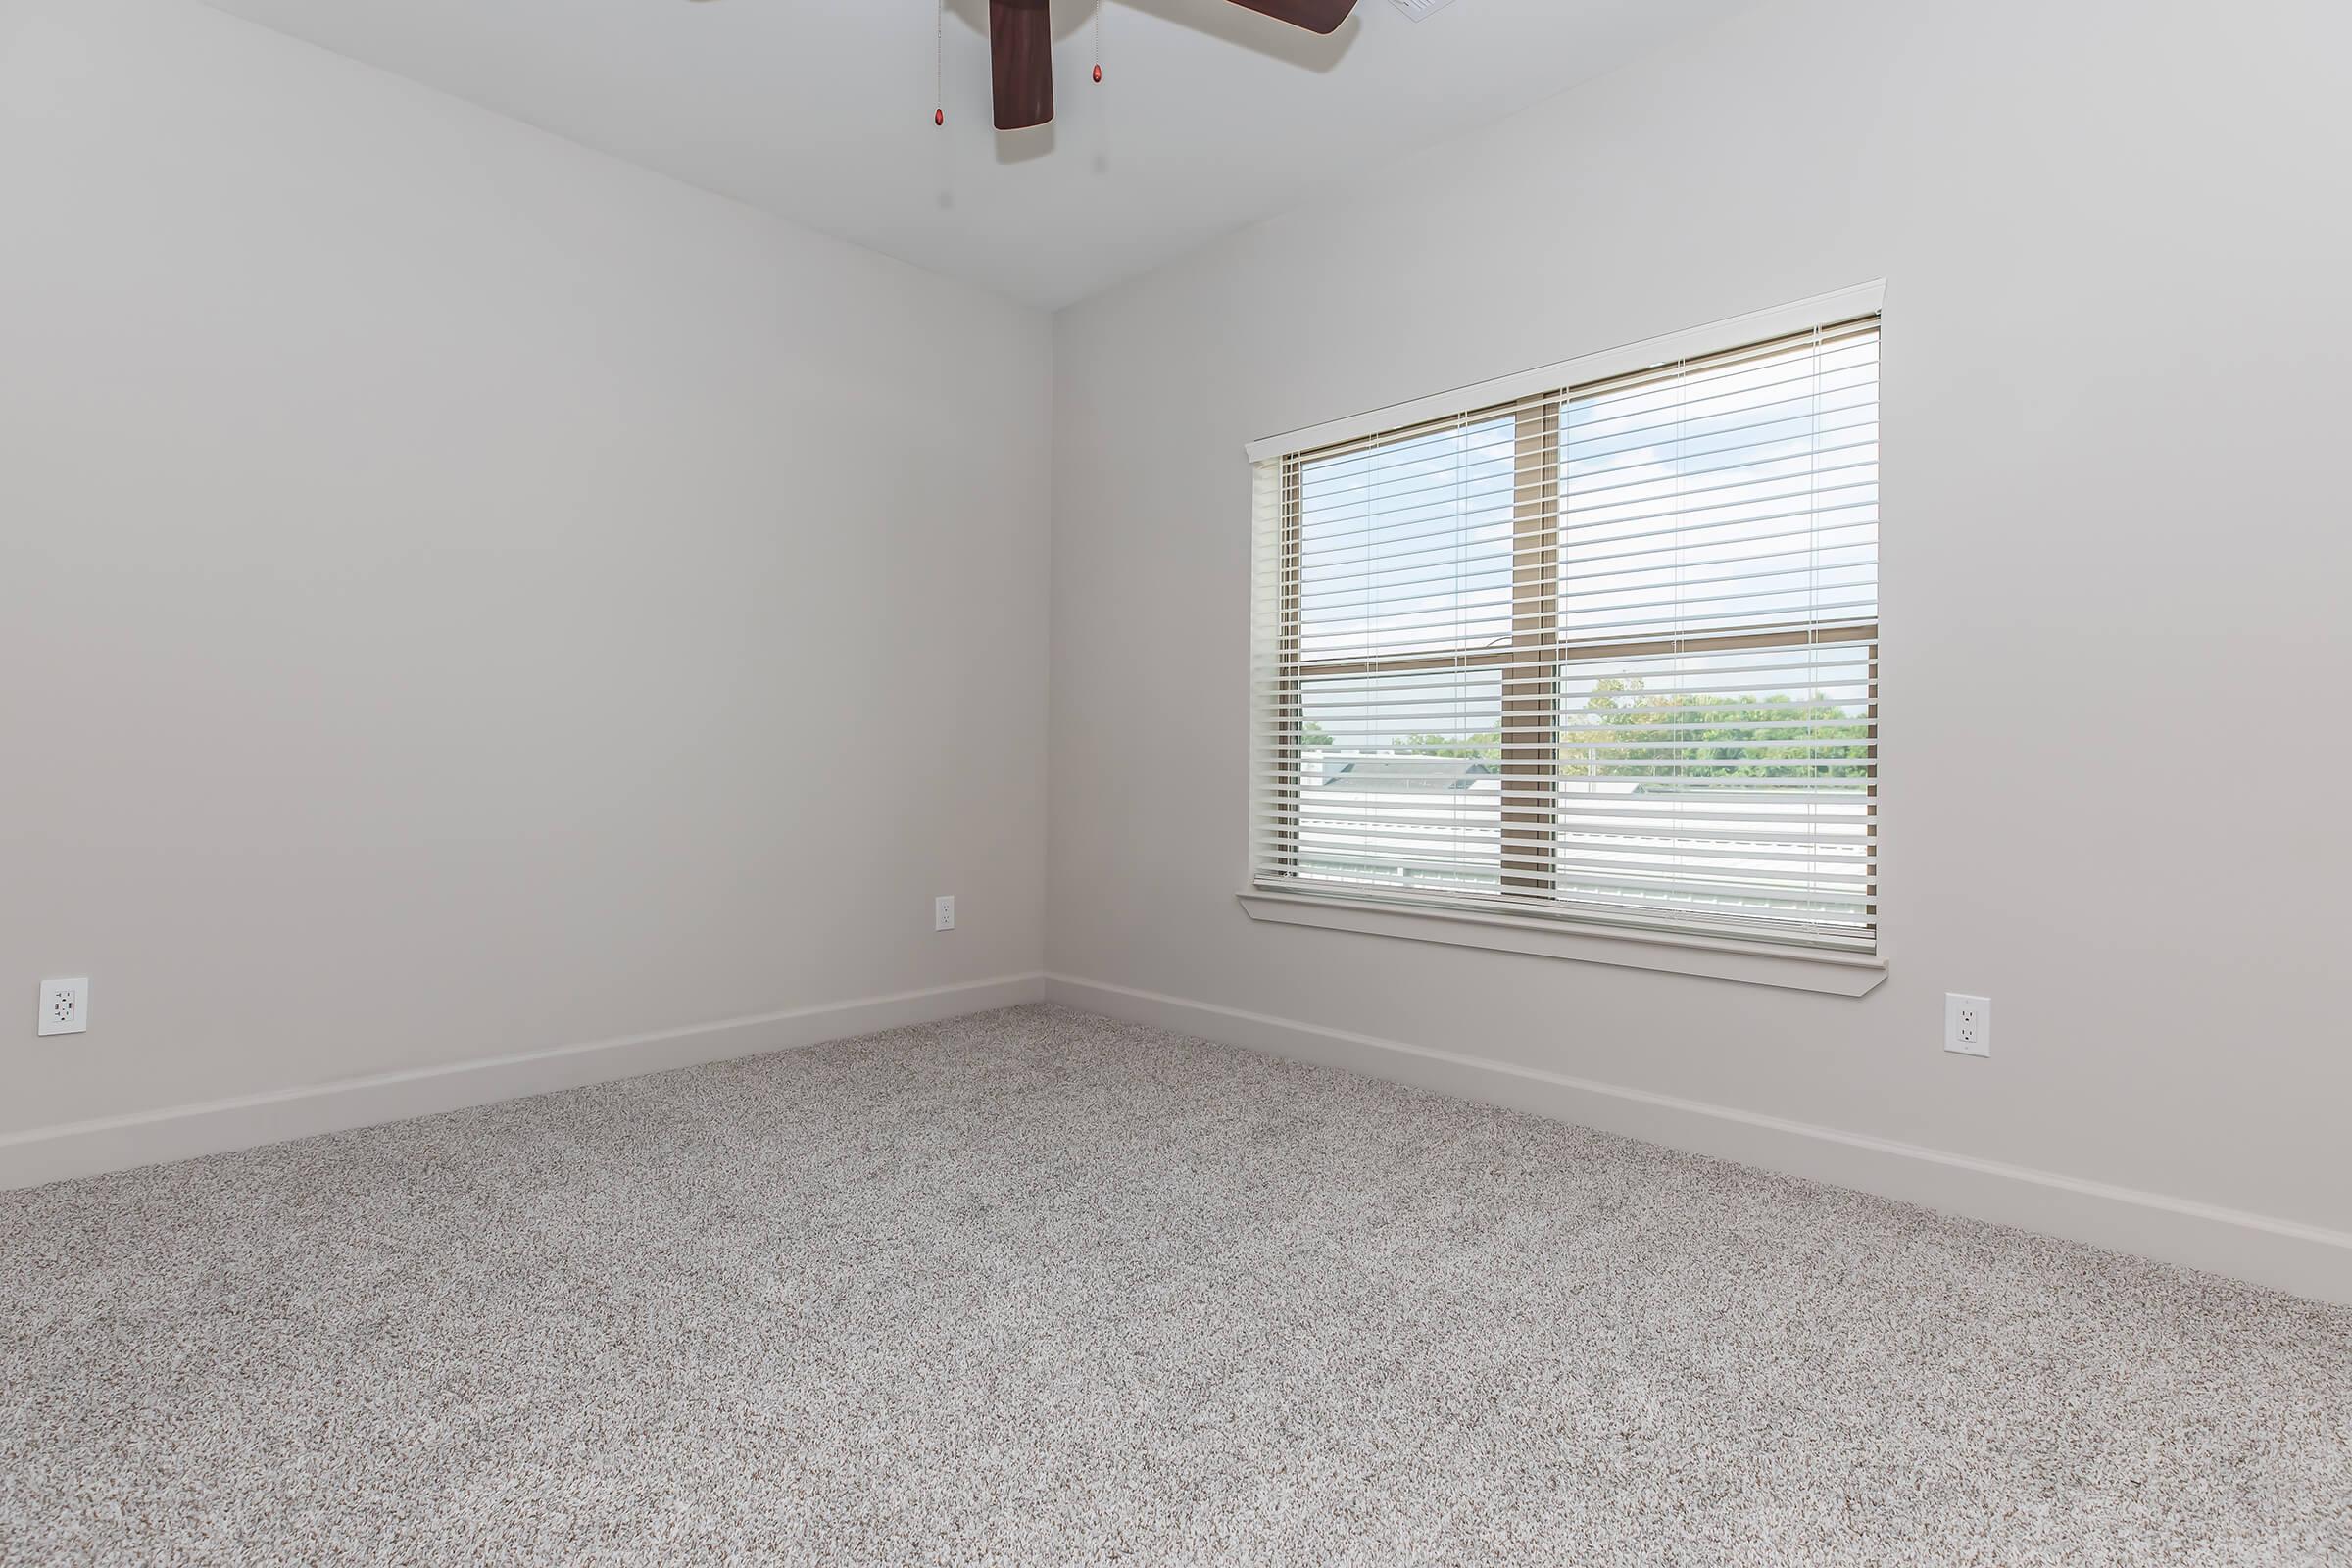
left=986, top=0, right=1359, bottom=132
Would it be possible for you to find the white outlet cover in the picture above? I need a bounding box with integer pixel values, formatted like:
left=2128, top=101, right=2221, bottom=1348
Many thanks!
left=39, top=977, right=89, bottom=1037
left=1944, top=993, right=1991, bottom=1057
left=934, top=896, right=956, bottom=932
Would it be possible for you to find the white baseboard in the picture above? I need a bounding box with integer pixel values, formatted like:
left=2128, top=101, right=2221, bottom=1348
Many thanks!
left=1045, top=974, right=2352, bottom=1307
left=0, top=973, right=1047, bottom=1191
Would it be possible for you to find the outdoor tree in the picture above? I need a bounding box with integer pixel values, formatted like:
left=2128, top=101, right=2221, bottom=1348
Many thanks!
left=1559, top=677, right=1870, bottom=779
left=1387, top=731, right=1502, bottom=760
left=1378, top=677, right=1869, bottom=778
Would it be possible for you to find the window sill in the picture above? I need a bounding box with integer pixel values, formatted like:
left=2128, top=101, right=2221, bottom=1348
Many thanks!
left=1235, top=890, right=1887, bottom=997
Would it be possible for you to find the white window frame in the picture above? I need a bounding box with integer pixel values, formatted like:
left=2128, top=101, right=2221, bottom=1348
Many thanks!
left=1239, top=283, right=1888, bottom=996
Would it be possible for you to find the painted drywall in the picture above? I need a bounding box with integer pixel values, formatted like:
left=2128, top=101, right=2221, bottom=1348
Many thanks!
left=0, top=0, right=1051, bottom=1138
left=1049, top=0, right=2352, bottom=1240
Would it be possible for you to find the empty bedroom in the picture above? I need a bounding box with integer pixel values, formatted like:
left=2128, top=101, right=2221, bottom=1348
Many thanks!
left=3, top=0, right=2347, bottom=1561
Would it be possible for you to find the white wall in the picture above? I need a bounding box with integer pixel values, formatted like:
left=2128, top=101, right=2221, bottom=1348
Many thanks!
left=1050, top=0, right=2352, bottom=1280
left=0, top=0, right=1051, bottom=1145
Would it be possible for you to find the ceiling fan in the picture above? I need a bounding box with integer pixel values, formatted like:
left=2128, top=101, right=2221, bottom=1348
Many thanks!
left=985, top=0, right=1359, bottom=130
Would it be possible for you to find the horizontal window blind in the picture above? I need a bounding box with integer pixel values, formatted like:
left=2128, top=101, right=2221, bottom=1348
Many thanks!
left=1249, top=315, right=1880, bottom=953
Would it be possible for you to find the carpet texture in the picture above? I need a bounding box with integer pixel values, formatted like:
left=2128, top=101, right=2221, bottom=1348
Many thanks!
left=3, top=1004, right=2348, bottom=1566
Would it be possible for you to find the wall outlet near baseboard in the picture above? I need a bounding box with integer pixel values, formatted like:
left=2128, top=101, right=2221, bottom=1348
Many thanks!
left=1945, top=993, right=1990, bottom=1057
left=934, top=896, right=956, bottom=932
left=38, top=978, right=89, bottom=1037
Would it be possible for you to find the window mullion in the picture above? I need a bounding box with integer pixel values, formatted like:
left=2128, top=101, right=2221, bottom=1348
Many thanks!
left=1501, top=402, right=1560, bottom=897
left=1272, top=457, right=1305, bottom=876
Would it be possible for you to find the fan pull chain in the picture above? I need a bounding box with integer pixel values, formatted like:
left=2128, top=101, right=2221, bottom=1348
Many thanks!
left=934, top=0, right=946, bottom=125
left=1093, top=3, right=1104, bottom=82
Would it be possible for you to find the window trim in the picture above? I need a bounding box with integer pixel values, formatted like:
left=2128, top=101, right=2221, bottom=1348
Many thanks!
left=1244, top=284, right=1887, bottom=987
left=1234, top=888, right=1888, bottom=996
left=1243, top=281, right=1886, bottom=464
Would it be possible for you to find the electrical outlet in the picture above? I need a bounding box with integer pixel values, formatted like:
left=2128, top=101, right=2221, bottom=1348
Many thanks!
left=1944, top=993, right=1991, bottom=1057
left=38, top=977, right=89, bottom=1037
left=934, top=895, right=956, bottom=932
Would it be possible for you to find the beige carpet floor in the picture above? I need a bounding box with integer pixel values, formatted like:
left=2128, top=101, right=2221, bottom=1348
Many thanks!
left=3, top=1003, right=2348, bottom=1565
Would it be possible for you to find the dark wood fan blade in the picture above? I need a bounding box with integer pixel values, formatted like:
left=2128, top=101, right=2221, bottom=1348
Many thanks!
left=990, top=0, right=1054, bottom=130
left=1225, top=0, right=1358, bottom=33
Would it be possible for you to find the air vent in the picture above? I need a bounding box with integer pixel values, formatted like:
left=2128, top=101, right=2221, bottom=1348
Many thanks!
left=1389, top=0, right=1461, bottom=18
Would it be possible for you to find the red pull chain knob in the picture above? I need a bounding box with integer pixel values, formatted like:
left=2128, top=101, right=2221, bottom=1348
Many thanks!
left=1093, top=64, right=1102, bottom=83
left=935, top=109, right=945, bottom=126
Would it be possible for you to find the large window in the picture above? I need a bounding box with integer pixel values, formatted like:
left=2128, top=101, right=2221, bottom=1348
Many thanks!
left=1250, top=313, right=1879, bottom=955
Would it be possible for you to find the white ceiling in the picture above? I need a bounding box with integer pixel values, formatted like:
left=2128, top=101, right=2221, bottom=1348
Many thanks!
left=200, top=0, right=1747, bottom=309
